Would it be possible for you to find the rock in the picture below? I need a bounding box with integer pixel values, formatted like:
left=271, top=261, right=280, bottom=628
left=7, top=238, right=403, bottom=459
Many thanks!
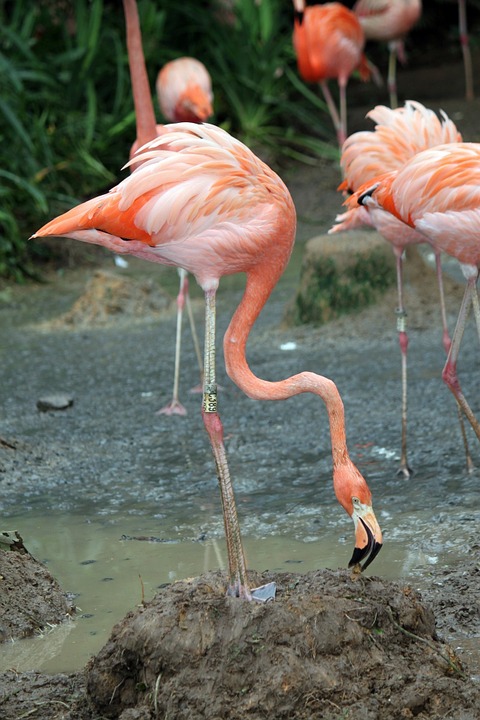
left=286, top=230, right=396, bottom=326
left=36, top=393, right=74, bottom=412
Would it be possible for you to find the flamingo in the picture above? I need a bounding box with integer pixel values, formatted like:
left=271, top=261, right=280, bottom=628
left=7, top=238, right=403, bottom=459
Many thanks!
left=329, top=100, right=471, bottom=475
left=156, top=57, right=213, bottom=124
left=353, top=142, right=480, bottom=445
left=31, top=123, right=383, bottom=600
left=292, top=0, right=370, bottom=147
left=458, top=0, right=474, bottom=101
left=123, top=0, right=213, bottom=415
left=353, top=0, right=422, bottom=108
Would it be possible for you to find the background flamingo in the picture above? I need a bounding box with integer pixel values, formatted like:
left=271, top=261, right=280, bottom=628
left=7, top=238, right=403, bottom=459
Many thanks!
left=155, top=58, right=213, bottom=416
left=156, top=57, right=213, bottom=124
left=355, top=142, right=480, bottom=446
left=353, top=0, right=422, bottom=108
left=330, top=100, right=471, bottom=475
left=32, top=123, right=382, bottom=600
left=124, top=0, right=212, bottom=415
left=292, top=0, right=370, bottom=146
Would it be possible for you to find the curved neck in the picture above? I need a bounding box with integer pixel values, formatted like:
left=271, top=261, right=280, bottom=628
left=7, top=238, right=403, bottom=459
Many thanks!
left=223, top=268, right=349, bottom=467
left=123, top=0, right=158, bottom=146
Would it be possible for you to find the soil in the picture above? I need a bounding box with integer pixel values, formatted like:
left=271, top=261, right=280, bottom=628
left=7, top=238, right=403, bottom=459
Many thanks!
left=1, top=52, right=480, bottom=720
left=0, top=541, right=75, bottom=644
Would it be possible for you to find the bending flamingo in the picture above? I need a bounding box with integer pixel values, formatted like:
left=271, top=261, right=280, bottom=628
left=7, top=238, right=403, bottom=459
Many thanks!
left=32, top=123, right=383, bottom=600
left=330, top=100, right=470, bottom=475
left=292, top=0, right=370, bottom=146
left=124, top=0, right=212, bottom=415
left=353, top=0, right=422, bottom=108
left=354, top=142, right=480, bottom=445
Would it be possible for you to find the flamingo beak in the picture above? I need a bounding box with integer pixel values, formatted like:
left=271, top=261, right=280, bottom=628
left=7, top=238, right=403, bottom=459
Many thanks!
left=348, top=505, right=383, bottom=572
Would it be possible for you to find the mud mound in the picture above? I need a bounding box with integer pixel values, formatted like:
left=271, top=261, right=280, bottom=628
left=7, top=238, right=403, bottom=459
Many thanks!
left=44, top=270, right=172, bottom=328
left=0, top=542, right=75, bottom=643
left=86, top=569, right=479, bottom=720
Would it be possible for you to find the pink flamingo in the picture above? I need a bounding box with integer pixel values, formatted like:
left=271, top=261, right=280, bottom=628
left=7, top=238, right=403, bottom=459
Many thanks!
left=156, top=57, right=213, bottom=124
left=292, top=0, right=370, bottom=146
left=354, top=142, right=480, bottom=445
left=123, top=0, right=213, bottom=415
left=353, top=0, right=422, bottom=108
left=32, top=123, right=383, bottom=600
left=330, top=100, right=471, bottom=475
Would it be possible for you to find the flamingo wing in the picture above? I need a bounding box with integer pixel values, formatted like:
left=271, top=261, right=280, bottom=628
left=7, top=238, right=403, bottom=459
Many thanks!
left=354, top=143, right=480, bottom=265
left=341, top=101, right=462, bottom=193
left=32, top=123, right=294, bottom=286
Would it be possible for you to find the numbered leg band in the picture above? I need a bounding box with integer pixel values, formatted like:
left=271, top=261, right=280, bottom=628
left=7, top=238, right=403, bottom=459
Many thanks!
left=203, top=385, right=218, bottom=413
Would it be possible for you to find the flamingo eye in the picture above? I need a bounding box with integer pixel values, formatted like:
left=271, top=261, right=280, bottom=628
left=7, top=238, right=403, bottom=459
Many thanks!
left=352, top=497, right=361, bottom=508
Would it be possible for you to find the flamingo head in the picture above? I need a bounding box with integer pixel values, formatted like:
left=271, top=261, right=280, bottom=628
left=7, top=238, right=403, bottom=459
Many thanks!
left=333, top=460, right=383, bottom=572
left=174, top=85, right=214, bottom=123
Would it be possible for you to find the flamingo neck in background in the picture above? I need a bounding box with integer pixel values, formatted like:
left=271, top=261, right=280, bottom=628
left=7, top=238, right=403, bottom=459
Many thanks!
left=123, top=0, right=158, bottom=147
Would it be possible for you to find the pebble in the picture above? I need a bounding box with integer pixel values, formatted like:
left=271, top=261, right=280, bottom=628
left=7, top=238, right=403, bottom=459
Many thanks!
left=36, top=393, right=74, bottom=412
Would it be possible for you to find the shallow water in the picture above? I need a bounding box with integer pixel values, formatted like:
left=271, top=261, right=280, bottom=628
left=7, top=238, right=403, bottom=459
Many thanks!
left=1, top=250, right=479, bottom=674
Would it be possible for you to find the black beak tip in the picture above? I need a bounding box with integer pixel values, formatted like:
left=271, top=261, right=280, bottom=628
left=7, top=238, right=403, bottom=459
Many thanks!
left=348, top=517, right=383, bottom=572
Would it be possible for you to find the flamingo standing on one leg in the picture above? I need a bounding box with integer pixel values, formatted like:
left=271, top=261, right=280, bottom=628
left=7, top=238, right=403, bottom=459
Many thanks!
left=353, top=0, right=422, bottom=109
left=32, top=123, right=383, bottom=600
left=123, top=0, right=213, bottom=415
left=292, top=0, right=370, bottom=147
left=354, top=142, right=480, bottom=444
left=458, top=0, right=474, bottom=101
left=330, top=100, right=472, bottom=475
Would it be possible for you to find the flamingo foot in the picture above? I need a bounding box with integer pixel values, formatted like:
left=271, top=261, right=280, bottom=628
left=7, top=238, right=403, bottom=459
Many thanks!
left=396, top=462, right=412, bottom=478
left=156, top=399, right=187, bottom=416
left=227, top=580, right=276, bottom=603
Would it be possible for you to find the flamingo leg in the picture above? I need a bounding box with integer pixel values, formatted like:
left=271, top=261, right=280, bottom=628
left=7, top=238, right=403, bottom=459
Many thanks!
left=442, top=275, right=480, bottom=443
left=184, top=277, right=204, bottom=393
left=338, top=80, right=347, bottom=148
left=470, top=282, right=480, bottom=342
left=394, top=252, right=411, bottom=477
left=157, top=269, right=188, bottom=416
left=387, top=42, right=398, bottom=109
left=320, top=80, right=344, bottom=148
left=434, top=252, right=452, bottom=355
left=201, top=289, right=275, bottom=602
left=458, top=0, right=474, bottom=101
left=434, top=252, right=474, bottom=472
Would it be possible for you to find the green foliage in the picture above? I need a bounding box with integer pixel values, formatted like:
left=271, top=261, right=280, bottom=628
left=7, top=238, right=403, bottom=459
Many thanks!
left=0, top=0, right=170, bottom=279
left=293, top=248, right=395, bottom=326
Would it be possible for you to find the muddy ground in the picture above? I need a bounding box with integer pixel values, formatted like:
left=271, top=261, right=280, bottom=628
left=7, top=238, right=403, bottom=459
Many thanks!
left=1, top=53, right=480, bottom=719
